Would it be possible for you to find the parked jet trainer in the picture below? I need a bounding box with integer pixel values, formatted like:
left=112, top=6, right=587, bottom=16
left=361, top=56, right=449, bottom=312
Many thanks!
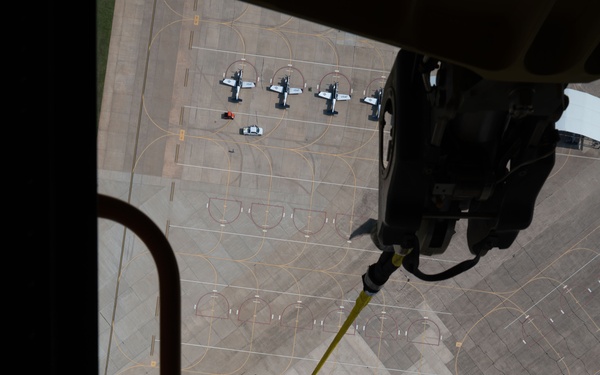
left=317, top=82, right=351, bottom=115
left=362, top=88, right=382, bottom=120
left=221, top=69, right=256, bottom=102
left=268, top=75, right=303, bottom=108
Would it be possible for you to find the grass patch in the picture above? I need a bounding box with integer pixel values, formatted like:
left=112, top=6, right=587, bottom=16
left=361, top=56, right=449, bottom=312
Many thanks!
left=96, top=0, right=115, bottom=127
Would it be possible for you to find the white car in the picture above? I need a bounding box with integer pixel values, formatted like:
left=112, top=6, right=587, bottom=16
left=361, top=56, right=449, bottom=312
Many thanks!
left=240, top=125, right=263, bottom=136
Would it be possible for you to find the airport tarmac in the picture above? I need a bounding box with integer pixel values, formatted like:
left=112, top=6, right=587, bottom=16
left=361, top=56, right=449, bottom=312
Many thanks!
left=97, top=0, right=600, bottom=374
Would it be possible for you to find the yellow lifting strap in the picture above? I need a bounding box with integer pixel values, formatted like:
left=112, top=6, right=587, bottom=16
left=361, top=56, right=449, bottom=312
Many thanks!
left=312, top=253, right=404, bottom=374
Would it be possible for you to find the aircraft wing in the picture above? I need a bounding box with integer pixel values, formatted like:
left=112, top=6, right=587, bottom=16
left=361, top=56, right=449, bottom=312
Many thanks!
left=269, top=85, right=284, bottom=93
left=336, top=93, right=351, bottom=101
left=241, top=81, right=256, bottom=88
left=222, top=78, right=237, bottom=87
left=363, top=97, right=378, bottom=105
left=318, top=91, right=332, bottom=100
left=289, top=87, right=303, bottom=95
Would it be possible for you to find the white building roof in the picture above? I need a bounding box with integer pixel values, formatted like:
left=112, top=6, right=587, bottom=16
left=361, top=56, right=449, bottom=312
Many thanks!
left=556, top=89, right=600, bottom=142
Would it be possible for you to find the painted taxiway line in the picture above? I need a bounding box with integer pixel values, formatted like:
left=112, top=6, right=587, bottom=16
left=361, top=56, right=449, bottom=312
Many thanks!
left=168, top=341, right=441, bottom=374
left=176, top=162, right=377, bottom=190
left=181, top=278, right=453, bottom=315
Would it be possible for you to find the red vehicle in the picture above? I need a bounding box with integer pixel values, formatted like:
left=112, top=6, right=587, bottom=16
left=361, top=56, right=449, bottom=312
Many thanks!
left=222, top=111, right=235, bottom=120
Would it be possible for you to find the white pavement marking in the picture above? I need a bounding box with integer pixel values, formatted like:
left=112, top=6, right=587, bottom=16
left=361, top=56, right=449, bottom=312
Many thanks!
left=181, top=279, right=452, bottom=315
left=184, top=105, right=378, bottom=132
left=171, top=225, right=461, bottom=264
left=556, top=152, right=600, bottom=161
left=178, top=162, right=377, bottom=191
left=173, top=341, right=440, bottom=374
left=504, top=253, right=599, bottom=329
left=171, top=225, right=379, bottom=253
left=191, top=46, right=391, bottom=75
